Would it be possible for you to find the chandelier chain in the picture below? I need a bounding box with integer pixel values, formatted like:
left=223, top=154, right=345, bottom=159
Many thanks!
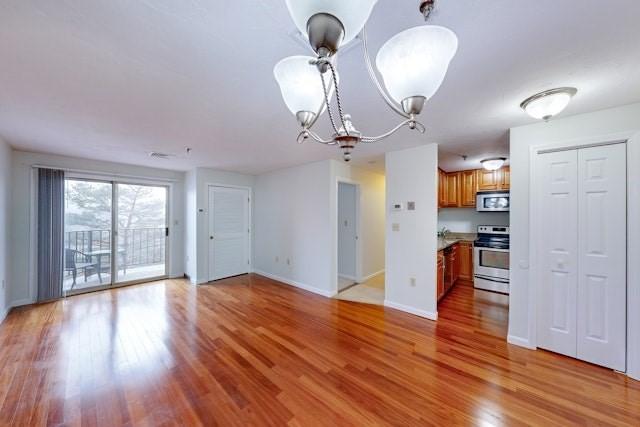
left=326, top=62, right=349, bottom=136
left=319, top=70, right=340, bottom=135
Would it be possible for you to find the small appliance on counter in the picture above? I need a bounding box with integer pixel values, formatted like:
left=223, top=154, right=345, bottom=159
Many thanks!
left=474, top=225, right=510, bottom=294
left=476, top=191, right=510, bottom=212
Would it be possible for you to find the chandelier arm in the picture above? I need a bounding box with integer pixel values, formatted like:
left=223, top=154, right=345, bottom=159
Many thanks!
left=297, top=129, right=336, bottom=145
left=360, top=25, right=411, bottom=120
left=361, top=118, right=426, bottom=143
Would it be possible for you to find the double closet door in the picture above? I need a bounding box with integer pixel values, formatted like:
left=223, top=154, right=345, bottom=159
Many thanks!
left=536, top=143, right=627, bottom=371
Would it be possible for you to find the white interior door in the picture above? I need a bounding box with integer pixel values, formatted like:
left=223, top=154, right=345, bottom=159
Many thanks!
left=208, top=186, right=250, bottom=281
left=577, top=144, right=626, bottom=371
left=537, top=150, right=579, bottom=358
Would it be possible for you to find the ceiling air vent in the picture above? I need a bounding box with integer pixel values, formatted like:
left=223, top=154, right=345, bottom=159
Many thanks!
left=149, top=151, right=172, bottom=160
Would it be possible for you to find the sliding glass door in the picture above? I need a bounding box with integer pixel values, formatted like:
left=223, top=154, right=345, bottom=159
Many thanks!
left=64, top=179, right=113, bottom=294
left=114, top=183, right=168, bottom=283
left=63, top=179, right=168, bottom=295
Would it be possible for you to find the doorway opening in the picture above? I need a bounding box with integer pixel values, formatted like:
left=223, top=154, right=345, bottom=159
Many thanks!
left=63, top=178, right=169, bottom=295
left=334, top=170, right=386, bottom=306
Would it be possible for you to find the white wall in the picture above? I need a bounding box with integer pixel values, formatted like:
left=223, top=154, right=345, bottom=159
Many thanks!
left=337, top=182, right=357, bottom=280
left=9, top=151, right=186, bottom=306
left=509, top=102, right=640, bottom=380
left=438, top=208, right=509, bottom=233
left=188, top=167, right=255, bottom=284
left=0, top=138, right=11, bottom=321
left=385, top=144, right=438, bottom=319
left=254, top=160, right=334, bottom=296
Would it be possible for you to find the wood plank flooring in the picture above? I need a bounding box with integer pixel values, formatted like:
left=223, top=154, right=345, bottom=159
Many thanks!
left=1, top=274, right=639, bottom=426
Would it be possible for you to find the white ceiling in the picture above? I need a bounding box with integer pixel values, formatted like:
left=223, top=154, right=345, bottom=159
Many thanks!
left=1, top=1, right=639, bottom=174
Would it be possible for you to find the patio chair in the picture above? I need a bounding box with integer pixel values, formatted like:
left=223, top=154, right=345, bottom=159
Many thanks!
left=64, top=249, right=101, bottom=289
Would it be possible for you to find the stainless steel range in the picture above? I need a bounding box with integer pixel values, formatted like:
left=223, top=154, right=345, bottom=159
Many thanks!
left=474, top=225, right=510, bottom=294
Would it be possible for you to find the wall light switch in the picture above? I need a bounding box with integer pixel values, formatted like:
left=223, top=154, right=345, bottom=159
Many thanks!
left=391, top=203, right=403, bottom=211
left=392, top=223, right=400, bottom=232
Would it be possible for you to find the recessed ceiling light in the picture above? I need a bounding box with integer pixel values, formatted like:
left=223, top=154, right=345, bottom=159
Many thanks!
left=480, top=157, right=507, bottom=171
left=520, top=87, right=577, bottom=121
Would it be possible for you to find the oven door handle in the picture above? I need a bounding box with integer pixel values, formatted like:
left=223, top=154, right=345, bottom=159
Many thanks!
left=474, top=247, right=510, bottom=253
left=474, top=274, right=510, bottom=284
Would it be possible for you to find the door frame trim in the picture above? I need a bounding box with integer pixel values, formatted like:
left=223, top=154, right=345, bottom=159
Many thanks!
left=527, top=131, right=640, bottom=380
left=206, top=184, right=253, bottom=283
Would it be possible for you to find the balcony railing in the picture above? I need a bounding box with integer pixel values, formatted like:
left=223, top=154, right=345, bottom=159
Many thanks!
left=64, top=228, right=166, bottom=268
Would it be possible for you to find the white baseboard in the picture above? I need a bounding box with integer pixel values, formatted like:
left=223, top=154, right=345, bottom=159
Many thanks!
left=11, top=298, right=33, bottom=308
left=254, top=270, right=336, bottom=298
left=383, top=300, right=437, bottom=321
left=358, top=269, right=385, bottom=283
left=507, top=334, right=536, bottom=349
left=1, top=305, right=10, bottom=324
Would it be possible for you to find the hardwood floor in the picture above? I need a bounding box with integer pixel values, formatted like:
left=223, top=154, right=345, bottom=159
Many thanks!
left=1, top=275, right=639, bottom=426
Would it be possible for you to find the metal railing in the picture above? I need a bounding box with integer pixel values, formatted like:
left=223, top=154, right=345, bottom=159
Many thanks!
left=64, top=228, right=166, bottom=268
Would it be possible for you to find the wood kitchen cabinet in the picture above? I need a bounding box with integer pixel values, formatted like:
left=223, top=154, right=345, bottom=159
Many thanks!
left=437, top=252, right=445, bottom=300
left=500, top=166, right=510, bottom=190
left=477, top=167, right=510, bottom=192
left=438, top=241, right=474, bottom=303
left=444, top=172, right=459, bottom=207
left=438, top=166, right=508, bottom=208
left=476, top=169, right=500, bottom=191
left=438, top=168, right=447, bottom=208
left=459, top=170, right=476, bottom=207
left=457, top=241, right=474, bottom=281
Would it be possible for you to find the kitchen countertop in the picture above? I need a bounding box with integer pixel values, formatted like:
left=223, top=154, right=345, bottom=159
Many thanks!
left=437, top=233, right=476, bottom=251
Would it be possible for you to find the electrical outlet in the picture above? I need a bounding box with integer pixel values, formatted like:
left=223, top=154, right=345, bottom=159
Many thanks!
left=410, top=277, right=416, bottom=287
left=392, top=223, right=400, bottom=232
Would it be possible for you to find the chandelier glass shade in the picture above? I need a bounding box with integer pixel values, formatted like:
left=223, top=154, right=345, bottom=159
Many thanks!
left=285, top=0, right=378, bottom=47
left=376, top=26, right=458, bottom=104
left=273, top=55, right=335, bottom=117
left=275, top=1, right=458, bottom=161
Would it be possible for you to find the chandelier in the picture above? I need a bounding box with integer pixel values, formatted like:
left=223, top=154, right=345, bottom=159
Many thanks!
left=274, top=0, right=458, bottom=161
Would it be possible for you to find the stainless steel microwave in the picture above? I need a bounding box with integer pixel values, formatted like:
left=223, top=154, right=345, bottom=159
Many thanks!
left=476, top=192, right=510, bottom=212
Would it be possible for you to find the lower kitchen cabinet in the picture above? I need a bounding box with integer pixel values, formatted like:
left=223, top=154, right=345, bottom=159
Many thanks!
left=437, top=252, right=445, bottom=300
left=458, top=242, right=474, bottom=281
left=437, top=241, right=474, bottom=303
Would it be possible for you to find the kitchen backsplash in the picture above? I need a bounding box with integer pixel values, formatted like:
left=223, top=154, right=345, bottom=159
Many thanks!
left=438, top=208, right=509, bottom=233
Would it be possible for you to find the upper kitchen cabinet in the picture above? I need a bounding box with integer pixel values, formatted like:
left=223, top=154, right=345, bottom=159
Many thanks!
left=477, top=166, right=510, bottom=192
left=444, top=172, right=460, bottom=207
left=500, top=166, right=510, bottom=190
left=476, top=169, right=500, bottom=191
left=438, top=166, right=509, bottom=208
left=459, top=170, right=476, bottom=207
left=438, top=168, right=447, bottom=208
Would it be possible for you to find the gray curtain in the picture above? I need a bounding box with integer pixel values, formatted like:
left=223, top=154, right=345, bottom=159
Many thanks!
left=37, top=168, right=65, bottom=302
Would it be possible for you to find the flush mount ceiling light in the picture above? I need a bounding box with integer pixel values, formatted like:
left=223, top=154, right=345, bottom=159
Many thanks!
left=274, top=0, right=458, bottom=161
left=520, top=87, right=577, bottom=121
left=481, top=157, right=507, bottom=171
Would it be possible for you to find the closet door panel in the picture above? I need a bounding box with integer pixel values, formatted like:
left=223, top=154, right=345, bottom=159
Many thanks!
left=536, top=150, right=579, bottom=358
left=577, top=143, right=627, bottom=371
